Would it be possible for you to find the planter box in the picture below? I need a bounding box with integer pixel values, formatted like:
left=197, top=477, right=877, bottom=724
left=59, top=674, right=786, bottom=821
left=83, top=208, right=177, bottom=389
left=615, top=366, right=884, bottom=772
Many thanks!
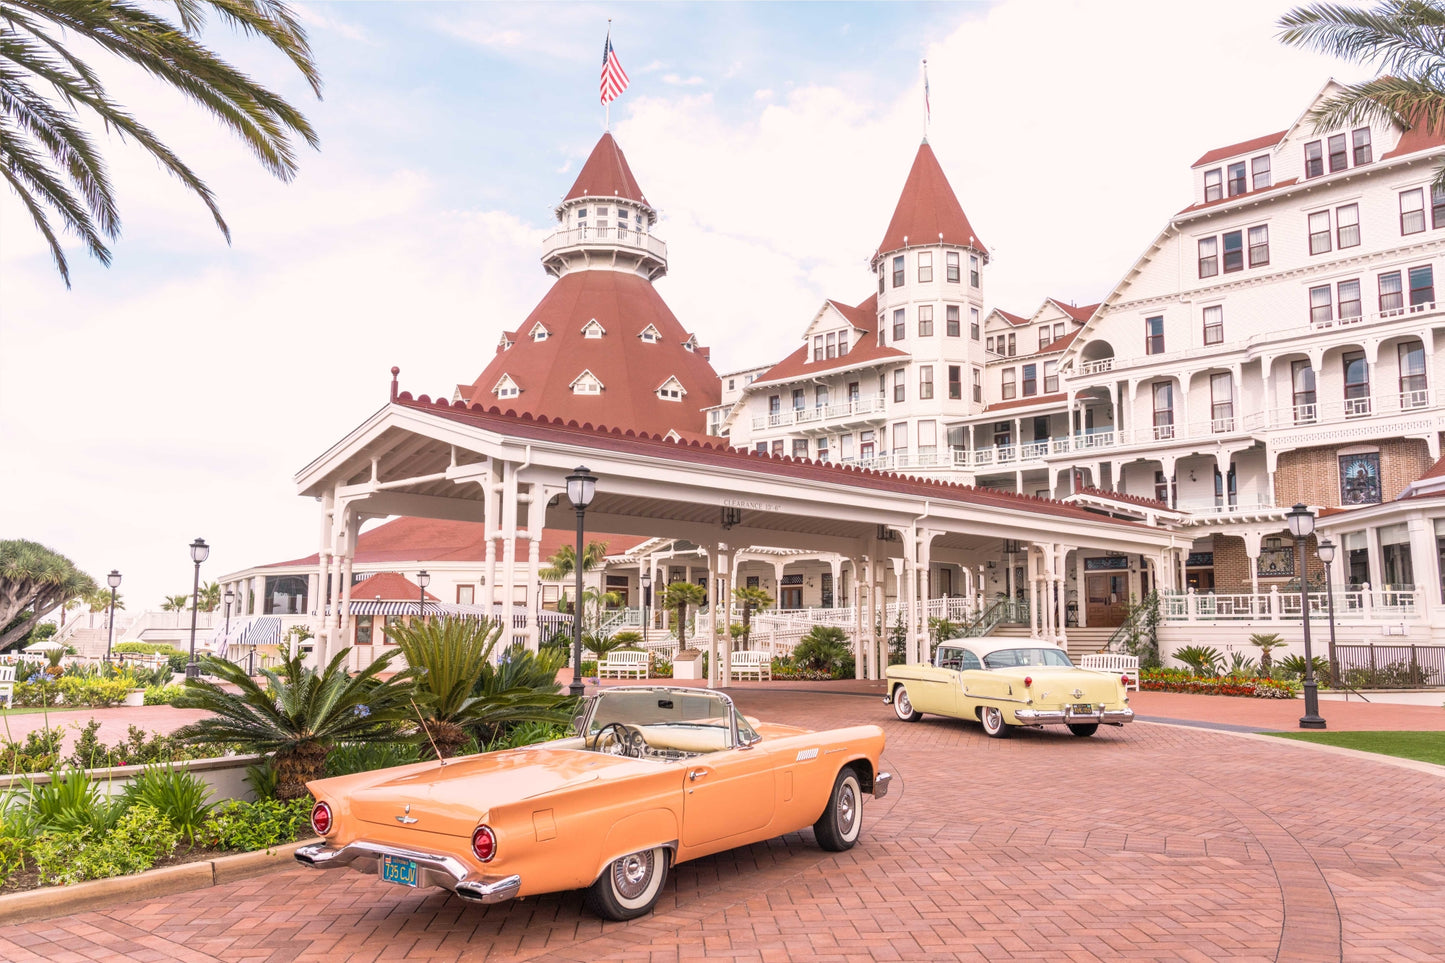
left=0, top=754, right=263, bottom=802
left=123, top=689, right=145, bottom=707
left=673, top=655, right=704, bottom=680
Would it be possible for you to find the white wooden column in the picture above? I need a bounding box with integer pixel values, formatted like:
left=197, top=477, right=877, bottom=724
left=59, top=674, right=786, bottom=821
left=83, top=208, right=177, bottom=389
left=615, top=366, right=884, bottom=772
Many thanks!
left=338, top=503, right=356, bottom=663
left=719, top=546, right=734, bottom=687
left=500, top=463, right=520, bottom=653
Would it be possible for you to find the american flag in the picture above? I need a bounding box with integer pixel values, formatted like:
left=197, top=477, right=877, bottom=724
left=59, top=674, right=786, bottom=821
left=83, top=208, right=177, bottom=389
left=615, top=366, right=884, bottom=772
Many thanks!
left=601, top=33, right=629, bottom=105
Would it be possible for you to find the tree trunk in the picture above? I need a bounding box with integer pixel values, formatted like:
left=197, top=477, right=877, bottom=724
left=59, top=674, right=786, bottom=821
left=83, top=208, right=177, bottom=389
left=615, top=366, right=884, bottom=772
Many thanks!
left=273, top=743, right=332, bottom=801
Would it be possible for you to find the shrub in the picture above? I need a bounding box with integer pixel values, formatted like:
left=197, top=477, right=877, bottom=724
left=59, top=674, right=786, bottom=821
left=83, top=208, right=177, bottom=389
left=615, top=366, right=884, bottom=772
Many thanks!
left=144, top=684, right=186, bottom=706
left=485, top=721, right=571, bottom=751
left=0, top=835, right=27, bottom=886
left=17, top=767, right=121, bottom=835
left=1140, top=667, right=1299, bottom=699
left=1277, top=654, right=1332, bottom=685
left=31, top=803, right=178, bottom=886
left=67, top=722, right=228, bottom=770
left=114, top=642, right=188, bottom=673
left=323, top=741, right=420, bottom=779
left=0, top=727, right=63, bottom=773
left=121, top=764, right=214, bottom=843
left=793, top=626, right=850, bottom=674
left=201, top=797, right=313, bottom=851
left=1171, top=644, right=1224, bottom=676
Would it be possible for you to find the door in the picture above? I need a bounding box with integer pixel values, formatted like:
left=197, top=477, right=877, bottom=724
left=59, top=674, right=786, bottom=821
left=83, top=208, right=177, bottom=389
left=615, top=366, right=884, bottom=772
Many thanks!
left=681, top=748, right=777, bottom=847
left=781, top=588, right=803, bottom=609
left=1085, top=574, right=1128, bottom=627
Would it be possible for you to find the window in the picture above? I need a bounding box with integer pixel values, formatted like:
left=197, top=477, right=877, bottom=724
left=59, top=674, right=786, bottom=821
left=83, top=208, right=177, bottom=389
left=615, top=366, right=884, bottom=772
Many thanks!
left=572, top=372, right=601, bottom=395
left=815, top=385, right=828, bottom=408
left=1044, top=360, right=1058, bottom=393
left=918, top=419, right=937, bottom=455
left=768, top=394, right=780, bottom=414
left=1210, top=372, right=1234, bottom=431
left=1215, top=465, right=1238, bottom=508
left=792, top=439, right=808, bottom=459
left=1401, top=188, right=1426, bottom=234
left=1152, top=381, right=1174, bottom=438
left=946, top=251, right=960, bottom=282
left=1338, top=279, right=1362, bottom=322
left=1054, top=322, right=1065, bottom=340
left=771, top=440, right=784, bottom=456
left=893, top=369, right=905, bottom=403
left=1007, top=333, right=1016, bottom=356
left=878, top=268, right=885, bottom=295
left=994, top=422, right=1013, bottom=447
left=1400, top=340, right=1428, bottom=406
left=972, top=368, right=982, bottom=403
left=839, top=435, right=853, bottom=461
left=1001, top=368, right=1016, bottom=400
left=1328, top=133, right=1348, bottom=172
left=1203, top=305, right=1224, bottom=344
left=792, top=388, right=806, bottom=410
left=826, top=331, right=838, bottom=359
left=859, top=431, right=875, bottom=460
left=1252, top=154, right=1272, bottom=190
left=948, top=365, right=962, bottom=400
left=657, top=378, right=682, bottom=401
left=969, top=255, right=980, bottom=287
left=1292, top=360, right=1316, bottom=423
left=1304, top=140, right=1324, bottom=178
left=1145, top=316, right=1164, bottom=355
left=986, top=335, right=994, bottom=352
left=1222, top=230, right=1244, bottom=272
left=1248, top=225, right=1270, bottom=266
left=1336, top=203, right=1360, bottom=248
left=1352, top=126, right=1372, bottom=165
left=848, top=381, right=859, bottom=402
left=918, top=304, right=934, bottom=337
left=947, top=304, right=961, bottom=337
left=918, top=252, right=933, bottom=283
left=1309, top=210, right=1331, bottom=254
left=582, top=319, right=605, bottom=339
left=1227, top=162, right=1247, bottom=196
left=892, top=255, right=905, bottom=287
left=1380, top=271, right=1404, bottom=314
left=919, top=365, right=934, bottom=399
left=1198, top=236, right=1218, bottom=277
left=1204, top=168, right=1223, bottom=202
left=892, top=309, right=905, bottom=342
left=1039, top=327, right=1052, bottom=351
left=1434, top=186, right=1445, bottom=229
left=1155, top=470, right=1171, bottom=503
left=887, top=422, right=909, bottom=454
left=813, top=335, right=824, bottom=361
left=1344, top=351, right=1370, bottom=416
left=816, top=437, right=829, bottom=462
left=1310, top=285, right=1333, bottom=325
left=1022, top=363, right=1037, bottom=397
left=1410, top=264, right=1435, bottom=307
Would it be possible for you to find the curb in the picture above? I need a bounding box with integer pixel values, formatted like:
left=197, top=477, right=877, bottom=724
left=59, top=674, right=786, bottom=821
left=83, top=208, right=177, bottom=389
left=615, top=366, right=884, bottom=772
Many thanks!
left=0, top=838, right=320, bottom=925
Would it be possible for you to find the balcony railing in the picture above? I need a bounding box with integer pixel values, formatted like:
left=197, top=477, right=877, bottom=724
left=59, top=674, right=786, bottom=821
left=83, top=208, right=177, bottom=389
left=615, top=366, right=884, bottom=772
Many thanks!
left=542, top=226, right=668, bottom=260
left=1161, top=586, right=1421, bottom=622
left=752, top=395, right=887, bottom=432
left=1078, top=358, right=1114, bottom=375
left=1242, top=388, right=1438, bottom=431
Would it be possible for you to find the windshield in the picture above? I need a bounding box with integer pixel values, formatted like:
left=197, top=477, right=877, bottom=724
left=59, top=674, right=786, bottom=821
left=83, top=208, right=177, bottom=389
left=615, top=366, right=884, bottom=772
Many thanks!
left=982, top=647, right=1075, bottom=670
left=584, top=689, right=736, bottom=738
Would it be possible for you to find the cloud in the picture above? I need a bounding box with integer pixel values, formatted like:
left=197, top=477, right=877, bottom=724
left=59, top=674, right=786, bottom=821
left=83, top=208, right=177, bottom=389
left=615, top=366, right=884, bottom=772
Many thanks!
left=662, top=74, right=706, bottom=87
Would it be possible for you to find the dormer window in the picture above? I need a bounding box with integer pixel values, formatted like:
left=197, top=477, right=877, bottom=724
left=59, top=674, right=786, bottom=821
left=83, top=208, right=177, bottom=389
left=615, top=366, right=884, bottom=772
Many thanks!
left=1204, top=168, right=1222, bottom=202
left=656, top=376, right=685, bottom=402
left=571, top=370, right=603, bottom=395
left=1226, top=162, right=1246, bottom=196
left=683, top=334, right=698, bottom=353
left=494, top=374, right=521, bottom=399
left=497, top=334, right=514, bottom=352
left=1252, top=155, right=1271, bottom=190
left=639, top=324, right=661, bottom=343
left=530, top=323, right=549, bottom=342
left=582, top=319, right=606, bottom=339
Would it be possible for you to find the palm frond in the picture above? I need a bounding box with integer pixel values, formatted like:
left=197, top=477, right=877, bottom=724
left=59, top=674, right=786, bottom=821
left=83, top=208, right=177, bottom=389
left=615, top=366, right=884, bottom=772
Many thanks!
left=1279, top=1, right=1445, bottom=78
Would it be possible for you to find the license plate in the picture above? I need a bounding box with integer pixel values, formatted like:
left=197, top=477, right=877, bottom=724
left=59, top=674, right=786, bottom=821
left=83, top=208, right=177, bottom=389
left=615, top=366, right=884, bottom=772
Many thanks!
left=380, top=854, right=418, bottom=888
left=1070, top=704, right=1094, bottom=713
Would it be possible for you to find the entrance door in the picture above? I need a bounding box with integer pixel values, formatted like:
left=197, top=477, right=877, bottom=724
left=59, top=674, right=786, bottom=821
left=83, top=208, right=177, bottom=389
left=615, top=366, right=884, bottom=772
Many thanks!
left=781, top=588, right=803, bottom=609
left=1085, top=574, right=1128, bottom=627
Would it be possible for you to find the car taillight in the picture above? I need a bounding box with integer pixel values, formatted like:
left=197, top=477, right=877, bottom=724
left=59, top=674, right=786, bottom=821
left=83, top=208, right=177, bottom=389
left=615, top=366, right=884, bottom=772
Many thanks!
left=472, top=825, right=496, bottom=862
left=1023, top=675, right=1033, bottom=688
left=1121, top=675, right=1133, bottom=687
left=311, top=802, right=332, bottom=836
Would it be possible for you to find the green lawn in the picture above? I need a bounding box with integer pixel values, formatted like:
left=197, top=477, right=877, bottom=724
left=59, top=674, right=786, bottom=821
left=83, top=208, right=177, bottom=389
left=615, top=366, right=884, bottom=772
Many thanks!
left=1267, top=731, right=1445, bottom=766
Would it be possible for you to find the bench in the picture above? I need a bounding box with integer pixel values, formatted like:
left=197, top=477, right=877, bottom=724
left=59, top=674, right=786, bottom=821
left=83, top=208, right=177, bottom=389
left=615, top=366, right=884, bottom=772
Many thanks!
left=730, top=650, right=771, bottom=681
left=0, top=665, right=14, bottom=709
left=1078, top=653, right=1140, bottom=690
left=599, top=650, right=649, bottom=679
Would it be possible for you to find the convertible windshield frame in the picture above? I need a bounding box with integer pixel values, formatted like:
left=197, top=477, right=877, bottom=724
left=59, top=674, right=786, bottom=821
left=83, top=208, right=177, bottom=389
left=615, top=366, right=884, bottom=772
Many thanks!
left=574, top=686, right=743, bottom=749
left=980, top=647, right=1076, bottom=670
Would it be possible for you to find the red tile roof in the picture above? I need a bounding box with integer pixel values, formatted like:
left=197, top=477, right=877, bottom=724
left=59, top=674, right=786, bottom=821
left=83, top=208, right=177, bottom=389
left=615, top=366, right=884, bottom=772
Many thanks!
left=349, top=571, right=438, bottom=602
left=875, top=141, right=986, bottom=259
left=264, top=516, right=649, bottom=569
left=1381, top=120, right=1445, bottom=160
left=1176, top=177, right=1299, bottom=216
left=994, top=309, right=1029, bottom=326
left=1071, top=486, right=1171, bottom=510
left=983, top=392, right=1067, bottom=413
left=564, top=132, right=649, bottom=207
left=1191, top=130, right=1287, bottom=168
left=458, top=269, right=720, bottom=435
left=1052, top=301, right=1098, bottom=323
left=751, top=295, right=906, bottom=386
left=1416, top=453, right=1445, bottom=481
left=392, top=393, right=1149, bottom=527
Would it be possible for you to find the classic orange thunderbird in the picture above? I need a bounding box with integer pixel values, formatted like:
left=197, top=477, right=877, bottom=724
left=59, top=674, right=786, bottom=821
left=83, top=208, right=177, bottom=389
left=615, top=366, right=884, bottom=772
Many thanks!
left=296, top=686, right=889, bottom=919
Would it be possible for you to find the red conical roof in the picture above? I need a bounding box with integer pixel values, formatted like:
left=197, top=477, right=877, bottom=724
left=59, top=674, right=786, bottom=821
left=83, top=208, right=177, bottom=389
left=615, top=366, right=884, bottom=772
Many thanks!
left=876, top=140, right=986, bottom=257
left=564, top=132, right=649, bottom=206
left=458, top=270, right=719, bottom=435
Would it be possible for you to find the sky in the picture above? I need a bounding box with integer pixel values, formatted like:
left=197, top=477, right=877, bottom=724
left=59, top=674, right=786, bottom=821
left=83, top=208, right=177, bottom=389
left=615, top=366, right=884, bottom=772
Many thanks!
left=0, top=0, right=1359, bottom=614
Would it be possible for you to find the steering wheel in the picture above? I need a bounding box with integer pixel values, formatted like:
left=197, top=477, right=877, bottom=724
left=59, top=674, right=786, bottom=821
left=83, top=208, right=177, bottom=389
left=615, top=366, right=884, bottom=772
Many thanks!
left=590, top=722, right=645, bottom=757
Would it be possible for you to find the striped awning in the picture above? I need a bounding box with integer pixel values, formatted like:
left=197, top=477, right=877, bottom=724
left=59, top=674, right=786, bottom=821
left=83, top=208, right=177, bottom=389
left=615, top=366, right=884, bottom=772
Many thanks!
left=236, top=616, right=282, bottom=648
left=339, top=601, right=572, bottom=628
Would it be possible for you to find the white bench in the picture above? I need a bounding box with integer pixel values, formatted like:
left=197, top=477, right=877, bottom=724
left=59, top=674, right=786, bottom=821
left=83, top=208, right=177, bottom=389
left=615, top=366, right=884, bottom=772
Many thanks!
left=730, top=650, right=772, bottom=681
left=599, top=650, right=649, bottom=679
left=1079, top=653, right=1140, bottom=690
left=0, top=665, right=14, bottom=709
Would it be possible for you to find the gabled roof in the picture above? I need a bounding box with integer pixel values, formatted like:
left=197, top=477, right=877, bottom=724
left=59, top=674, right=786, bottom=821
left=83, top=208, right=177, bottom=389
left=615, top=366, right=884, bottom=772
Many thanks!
left=350, top=572, right=438, bottom=602
left=750, top=294, right=906, bottom=387
left=1051, top=301, right=1098, bottom=323
left=1191, top=129, right=1288, bottom=168
left=875, top=140, right=986, bottom=259
left=563, top=132, right=650, bottom=207
left=992, top=309, right=1029, bottom=327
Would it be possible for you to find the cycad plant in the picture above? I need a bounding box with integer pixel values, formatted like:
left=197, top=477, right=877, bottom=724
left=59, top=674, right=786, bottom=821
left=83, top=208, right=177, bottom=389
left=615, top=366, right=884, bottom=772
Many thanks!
left=1249, top=632, right=1288, bottom=678
left=1172, top=644, right=1225, bottom=677
left=173, top=648, right=415, bottom=800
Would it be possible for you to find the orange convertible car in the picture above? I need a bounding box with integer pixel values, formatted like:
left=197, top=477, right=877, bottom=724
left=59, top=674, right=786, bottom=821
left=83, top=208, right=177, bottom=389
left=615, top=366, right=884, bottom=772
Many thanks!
left=296, top=686, right=890, bottom=920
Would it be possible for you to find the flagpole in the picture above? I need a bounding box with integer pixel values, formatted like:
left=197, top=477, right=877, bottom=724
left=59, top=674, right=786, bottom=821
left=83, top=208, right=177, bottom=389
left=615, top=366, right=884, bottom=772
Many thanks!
left=604, top=20, right=612, bottom=132
left=922, top=58, right=930, bottom=138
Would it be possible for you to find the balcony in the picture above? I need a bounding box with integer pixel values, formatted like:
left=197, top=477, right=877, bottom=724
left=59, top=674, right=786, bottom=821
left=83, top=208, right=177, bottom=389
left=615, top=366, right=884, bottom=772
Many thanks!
left=1078, top=357, right=1114, bottom=375
left=1242, top=388, right=1437, bottom=431
left=752, top=395, right=887, bottom=433
left=541, top=226, right=668, bottom=262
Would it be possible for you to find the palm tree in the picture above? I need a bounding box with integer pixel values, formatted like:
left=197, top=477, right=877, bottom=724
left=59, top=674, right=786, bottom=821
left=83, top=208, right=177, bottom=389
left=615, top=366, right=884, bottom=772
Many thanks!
left=161, top=594, right=191, bottom=612
left=539, top=541, right=609, bottom=583
left=661, top=581, right=708, bottom=646
left=198, top=582, right=222, bottom=613
left=0, top=539, right=96, bottom=650
left=386, top=616, right=573, bottom=759
left=174, top=648, right=416, bottom=800
left=1279, top=1, right=1445, bottom=188
left=732, top=586, right=774, bottom=650
left=1, top=0, right=321, bottom=286
left=1249, top=632, right=1289, bottom=678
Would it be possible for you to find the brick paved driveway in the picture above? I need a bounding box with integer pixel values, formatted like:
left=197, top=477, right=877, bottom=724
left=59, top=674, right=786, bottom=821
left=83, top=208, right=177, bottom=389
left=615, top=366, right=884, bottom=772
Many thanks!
left=4, top=687, right=1443, bottom=962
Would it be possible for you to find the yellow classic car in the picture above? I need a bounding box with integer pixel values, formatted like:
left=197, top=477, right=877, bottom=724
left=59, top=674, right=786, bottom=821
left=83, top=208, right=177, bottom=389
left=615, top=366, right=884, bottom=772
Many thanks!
left=296, top=686, right=889, bottom=920
left=885, top=638, right=1134, bottom=738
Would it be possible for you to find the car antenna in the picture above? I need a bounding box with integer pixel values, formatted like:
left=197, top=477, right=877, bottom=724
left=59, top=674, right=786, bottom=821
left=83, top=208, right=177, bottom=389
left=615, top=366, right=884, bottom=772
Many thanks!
left=411, top=698, right=446, bottom=766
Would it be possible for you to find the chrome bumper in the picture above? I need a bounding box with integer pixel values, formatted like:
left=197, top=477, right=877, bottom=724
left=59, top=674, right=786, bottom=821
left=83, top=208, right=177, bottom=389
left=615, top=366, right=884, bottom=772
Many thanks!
left=295, top=841, right=521, bottom=904
left=872, top=772, right=892, bottom=797
left=1012, top=706, right=1135, bottom=726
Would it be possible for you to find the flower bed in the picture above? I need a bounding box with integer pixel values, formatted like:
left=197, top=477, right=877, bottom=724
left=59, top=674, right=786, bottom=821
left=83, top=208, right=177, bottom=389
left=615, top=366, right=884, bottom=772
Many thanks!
left=1140, top=667, right=1301, bottom=699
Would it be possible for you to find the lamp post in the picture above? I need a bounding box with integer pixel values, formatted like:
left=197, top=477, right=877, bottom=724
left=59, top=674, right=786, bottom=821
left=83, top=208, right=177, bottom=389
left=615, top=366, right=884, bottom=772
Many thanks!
left=105, top=570, right=121, bottom=662
left=186, top=538, right=209, bottom=679
left=1317, top=537, right=1340, bottom=695
left=1285, top=504, right=1327, bottom=729
left=223, top=587, right=235, bottom=643
left=641, top=569, right=652, bottom=648
left=417, top=570, right=430, bottom=623
left=566, top=466, right=598, bottom=697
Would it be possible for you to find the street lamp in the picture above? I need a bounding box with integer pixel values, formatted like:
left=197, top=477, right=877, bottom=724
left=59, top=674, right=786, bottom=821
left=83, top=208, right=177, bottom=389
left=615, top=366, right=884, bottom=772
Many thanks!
left=186, top=538, right=209, bottom=679
left=1285, top=504, right=1326, bottom=729
left=1317, top=537, right=1339, bottom=696
left=566, top=466, right=598, bottom=697
left=417, top=570, right=430, bottom=623
left=105, top=570, right=121, bottom=662
left=641, top=569, right=652, bottom=648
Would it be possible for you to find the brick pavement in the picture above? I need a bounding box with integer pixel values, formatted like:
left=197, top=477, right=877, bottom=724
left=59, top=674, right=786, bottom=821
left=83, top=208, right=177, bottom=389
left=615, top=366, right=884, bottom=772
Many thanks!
left=2, top=686, right=1443, bottom=961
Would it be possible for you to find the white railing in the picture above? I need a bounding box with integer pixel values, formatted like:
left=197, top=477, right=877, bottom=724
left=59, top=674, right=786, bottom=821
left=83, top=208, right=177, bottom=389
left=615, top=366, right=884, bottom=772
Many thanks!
left=541, top=226, right=667, bottom=260
left=751, top=395, right=887, bottom=432
left=1161, top=586, right=1421, bottom=622
left=1242, top=388, right=1439, bottom=431
left=1078, top=358, right=1114, bottom=375
left=1173, top=498, right=1277, bottom=517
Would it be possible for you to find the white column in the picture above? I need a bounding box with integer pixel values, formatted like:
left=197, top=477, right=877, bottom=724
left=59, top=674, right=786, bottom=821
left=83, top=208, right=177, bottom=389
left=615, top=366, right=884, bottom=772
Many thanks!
left=720, top=546, right=734, bottom=687
left=527, top=533, right=542, bottom=653
left=500, top=464, right=520, bottom=653
left=851, top=557, right=865, bottom=679
left=483, top=461, right=500, bottom=611
left=706, top=547, right=720, bottom=690
left=338, top=505, right=356, bottom=666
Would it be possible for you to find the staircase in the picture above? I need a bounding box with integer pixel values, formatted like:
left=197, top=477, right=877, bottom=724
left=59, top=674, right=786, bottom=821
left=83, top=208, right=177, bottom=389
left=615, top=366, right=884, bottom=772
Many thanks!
left=1062, top=627, right=1117, bottom=664
left=989, top=622, right=1032, bottom=639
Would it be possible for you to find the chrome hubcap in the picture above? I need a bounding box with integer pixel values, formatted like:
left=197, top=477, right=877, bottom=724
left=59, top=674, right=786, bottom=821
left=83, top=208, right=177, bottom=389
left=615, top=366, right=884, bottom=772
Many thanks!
left=614, top=851, right=653, bottom=899
left=837, top=783, right=856, bottom=834
left=896, top=690, right=912, bottom=715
